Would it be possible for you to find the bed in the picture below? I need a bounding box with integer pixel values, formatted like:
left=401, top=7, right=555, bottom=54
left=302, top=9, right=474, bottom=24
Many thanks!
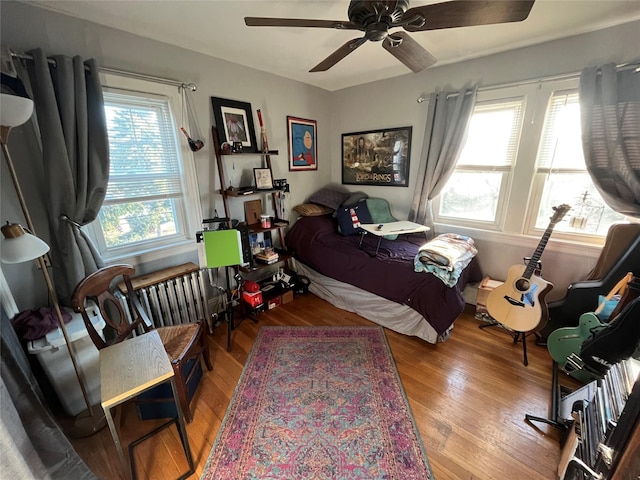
left=285, top=213, right=482, bottom=343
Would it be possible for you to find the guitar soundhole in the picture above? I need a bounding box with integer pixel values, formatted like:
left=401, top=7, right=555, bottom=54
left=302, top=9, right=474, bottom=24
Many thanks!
left=515, top=278, right=530, bottom=292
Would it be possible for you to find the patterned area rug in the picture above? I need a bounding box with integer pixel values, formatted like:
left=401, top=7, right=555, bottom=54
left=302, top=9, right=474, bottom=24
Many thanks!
left=201, top=326, right=432, bottom=480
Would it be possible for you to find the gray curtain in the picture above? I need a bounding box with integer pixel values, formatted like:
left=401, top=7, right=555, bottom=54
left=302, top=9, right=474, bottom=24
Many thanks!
left=579, top=63, right=640, bottom=216
left=409, top=87, right=476, bottom=236
left=0, top=303, right=96, bottom=480
left=17, top=49, right=109, bottom=304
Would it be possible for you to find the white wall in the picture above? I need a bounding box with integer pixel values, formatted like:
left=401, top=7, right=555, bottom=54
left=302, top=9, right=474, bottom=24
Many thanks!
left=2, top=0, right=639, bottom=310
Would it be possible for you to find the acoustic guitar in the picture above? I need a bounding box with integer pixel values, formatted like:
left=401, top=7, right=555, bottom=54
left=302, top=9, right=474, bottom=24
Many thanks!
left=486, top=204, right=571, bottom=332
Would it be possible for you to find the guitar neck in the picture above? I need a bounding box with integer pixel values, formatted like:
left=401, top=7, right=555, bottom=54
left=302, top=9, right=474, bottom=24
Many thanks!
left=523, top=226, right=554, bottom=278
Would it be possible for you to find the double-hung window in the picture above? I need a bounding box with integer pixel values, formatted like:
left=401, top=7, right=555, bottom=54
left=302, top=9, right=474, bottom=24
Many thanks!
left=436, top=97, right=525, bottom=229
left=88, top=74, right=201, bottom=262
left=529, top=90, right=624, bottom=237
left=434, top=79, right=627, bottom=242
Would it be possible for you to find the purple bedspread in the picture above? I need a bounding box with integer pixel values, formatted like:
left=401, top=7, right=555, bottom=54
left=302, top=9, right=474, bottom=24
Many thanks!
left=285, top=215, right=482, bottom=335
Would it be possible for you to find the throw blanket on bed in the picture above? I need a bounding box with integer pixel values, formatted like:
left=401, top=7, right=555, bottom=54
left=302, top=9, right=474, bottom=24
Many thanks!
left=415, top=233, right=478, bottom=287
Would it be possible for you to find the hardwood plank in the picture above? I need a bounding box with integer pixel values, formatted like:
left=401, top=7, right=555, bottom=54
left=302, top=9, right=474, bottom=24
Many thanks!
left=67, top=293, right=566, bottom=479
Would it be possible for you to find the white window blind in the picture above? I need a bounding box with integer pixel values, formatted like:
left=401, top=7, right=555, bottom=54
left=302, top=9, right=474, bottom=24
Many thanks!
left=104, top=92, right=183, bottom=203
left=456, top=99, right=524, bottom=170
left=535, top=91, right=582, bottom=171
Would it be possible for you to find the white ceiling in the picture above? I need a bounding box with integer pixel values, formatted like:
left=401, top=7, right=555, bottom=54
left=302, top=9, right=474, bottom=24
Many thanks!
left=26, top=0, right=640, bottom=91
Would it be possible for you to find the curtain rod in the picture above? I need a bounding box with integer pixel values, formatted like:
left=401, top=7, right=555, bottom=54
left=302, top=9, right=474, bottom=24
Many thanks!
left=9, top=50, right=196, bottom=91
left=416, top=60, right=640, bottom=103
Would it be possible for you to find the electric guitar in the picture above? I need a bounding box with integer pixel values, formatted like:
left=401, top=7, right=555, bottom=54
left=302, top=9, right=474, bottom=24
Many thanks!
left=486, top=204, right=571, bottom=332
left=546, top=273, right=638, bottom=383
left=546, top=312, right=605, bottom=383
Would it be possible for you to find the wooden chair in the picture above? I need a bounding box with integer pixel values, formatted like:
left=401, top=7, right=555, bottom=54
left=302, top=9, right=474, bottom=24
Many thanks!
left=71, top=264, right=212, bottom=423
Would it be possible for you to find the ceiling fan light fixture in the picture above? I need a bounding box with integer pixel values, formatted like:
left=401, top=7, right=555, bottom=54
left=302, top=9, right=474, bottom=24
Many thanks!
left=365, top=22, right=389, bottom=42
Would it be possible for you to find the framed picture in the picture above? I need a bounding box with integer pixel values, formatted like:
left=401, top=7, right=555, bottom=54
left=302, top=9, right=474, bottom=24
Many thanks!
left=244, top=199, right=263, bottom=224
left=287, top=116, right=318, bottom=171
left=342, top=126, right=412, bottom=187
left=210, top=96, right=258, bottom=152
left=254, top=168, right=273, bottom=190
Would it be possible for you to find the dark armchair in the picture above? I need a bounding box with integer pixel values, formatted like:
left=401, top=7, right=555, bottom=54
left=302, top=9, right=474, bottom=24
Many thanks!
left=541, top=223, right=640, bottom=339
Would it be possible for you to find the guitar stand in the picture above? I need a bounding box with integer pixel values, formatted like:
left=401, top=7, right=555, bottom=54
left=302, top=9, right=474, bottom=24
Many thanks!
left=479, top=321, right=529, bottom=366
left=480, top=256, right=546, bottom=366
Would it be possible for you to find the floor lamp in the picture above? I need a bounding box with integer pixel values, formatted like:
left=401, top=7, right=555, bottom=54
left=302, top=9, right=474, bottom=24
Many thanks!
left=1, top=91, right=104, bottom=437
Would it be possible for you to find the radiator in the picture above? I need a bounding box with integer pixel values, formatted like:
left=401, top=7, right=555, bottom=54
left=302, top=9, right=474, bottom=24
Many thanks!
left=115, top=268, right=225, bottom=333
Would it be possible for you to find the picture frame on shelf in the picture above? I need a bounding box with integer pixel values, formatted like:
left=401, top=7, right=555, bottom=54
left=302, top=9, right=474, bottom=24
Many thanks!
left=244, top=199, right=263, bottom=225
left=341, top=126, right=412, bottom=187
left=254, top=168, right=274, bottom=190
left=287, top=116, right=318, bottom=171
left=211, top=96, right=258, bottom=152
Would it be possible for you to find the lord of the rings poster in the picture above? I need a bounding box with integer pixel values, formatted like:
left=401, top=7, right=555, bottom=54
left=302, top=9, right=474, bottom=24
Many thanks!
left=342, top=127, right=412, bottom=186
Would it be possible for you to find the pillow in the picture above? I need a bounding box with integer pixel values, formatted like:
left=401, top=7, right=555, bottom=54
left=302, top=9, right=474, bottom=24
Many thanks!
left=307, top=186, right=350, bottom=210
left=335, top=201, right=373, bottom=236
left=341, top=191, right=368, bottom=207
left=366, top=198, right=398, bottom=240
left=365, top=198, right=397, bottom=223
left=293, top=203, right=333, bottom=216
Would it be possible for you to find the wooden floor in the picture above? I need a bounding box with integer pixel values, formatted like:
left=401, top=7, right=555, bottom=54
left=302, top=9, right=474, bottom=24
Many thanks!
left=67, top=293, right=578, bottom=479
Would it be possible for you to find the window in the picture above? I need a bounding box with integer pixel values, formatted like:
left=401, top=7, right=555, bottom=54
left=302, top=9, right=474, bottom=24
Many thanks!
left=89, top=74, right=201, bottom=262
left=530, top=90, right=624, bottom=236
left=437, top=98, right=524, bottom=228
left=434, top=79, right=628, bottom=242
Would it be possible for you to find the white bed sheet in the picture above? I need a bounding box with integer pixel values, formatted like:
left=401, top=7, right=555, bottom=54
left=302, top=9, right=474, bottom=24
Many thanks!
left=292, top=259, right=452, bottom=344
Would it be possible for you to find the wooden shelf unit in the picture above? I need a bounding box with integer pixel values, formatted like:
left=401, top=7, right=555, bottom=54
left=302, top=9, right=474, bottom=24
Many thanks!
left=211, top=126, right=290, bottom=272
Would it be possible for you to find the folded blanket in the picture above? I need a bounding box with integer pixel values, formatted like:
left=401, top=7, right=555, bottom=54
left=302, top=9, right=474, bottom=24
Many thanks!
left=417, top=233, right=478, bottom=271
left=414, top=233, right=478, bottom=287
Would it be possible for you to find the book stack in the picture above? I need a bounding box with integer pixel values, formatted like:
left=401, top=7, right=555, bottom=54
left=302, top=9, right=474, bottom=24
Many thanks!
left=255, top=249, right=279, bottom=264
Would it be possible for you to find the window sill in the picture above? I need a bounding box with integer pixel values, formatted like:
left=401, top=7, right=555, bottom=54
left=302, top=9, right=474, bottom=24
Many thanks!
left=434, top=222, right=604, bottom=258
left=101, top=239, right=198, bottom=266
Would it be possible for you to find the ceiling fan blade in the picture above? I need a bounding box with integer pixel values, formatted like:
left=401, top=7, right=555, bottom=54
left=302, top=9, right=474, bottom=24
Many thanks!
left=403, top=0, right=535, bottom=32
left=383, top=32, right=437, bottom=73
left=245, top=17, right=358, bottom=30
left=310, top=37, right=367, bottom=72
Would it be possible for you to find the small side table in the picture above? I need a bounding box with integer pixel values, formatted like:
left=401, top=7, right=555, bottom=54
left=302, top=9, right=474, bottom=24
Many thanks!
left=100, top=330, right=194, bottom=480
left=359, top=221, right=430, bottom=256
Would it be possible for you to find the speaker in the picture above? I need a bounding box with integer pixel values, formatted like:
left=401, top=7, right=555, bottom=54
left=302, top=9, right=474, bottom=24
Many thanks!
left=237, top=225, right=254, bottom=268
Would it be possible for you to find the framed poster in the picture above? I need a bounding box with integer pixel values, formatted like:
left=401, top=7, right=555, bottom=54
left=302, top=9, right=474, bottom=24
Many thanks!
left=210, top=96, right=258, bottom=152
left=287, top=116, right=318, bottom=171
left=342, top=126, right=412, bottom=187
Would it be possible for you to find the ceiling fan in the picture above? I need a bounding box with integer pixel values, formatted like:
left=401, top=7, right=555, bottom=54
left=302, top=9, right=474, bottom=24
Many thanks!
left=245, top=0, right=535, bottom=73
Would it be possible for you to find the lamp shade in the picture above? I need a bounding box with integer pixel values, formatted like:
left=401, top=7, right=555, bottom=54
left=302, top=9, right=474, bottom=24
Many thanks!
left=0, top=93, right=34, bottom=128
left=1, top=223, right=50, bottom=264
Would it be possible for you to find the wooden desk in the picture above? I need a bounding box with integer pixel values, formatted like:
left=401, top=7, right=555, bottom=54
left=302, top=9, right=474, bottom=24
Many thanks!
left=359, top=221, right=430, bottom=256
left=100, top=330, right=194, bottom=480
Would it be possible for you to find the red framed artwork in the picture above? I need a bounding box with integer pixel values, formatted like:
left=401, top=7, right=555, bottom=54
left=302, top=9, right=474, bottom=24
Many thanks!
left=287, top=116, right=317, bottom=171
